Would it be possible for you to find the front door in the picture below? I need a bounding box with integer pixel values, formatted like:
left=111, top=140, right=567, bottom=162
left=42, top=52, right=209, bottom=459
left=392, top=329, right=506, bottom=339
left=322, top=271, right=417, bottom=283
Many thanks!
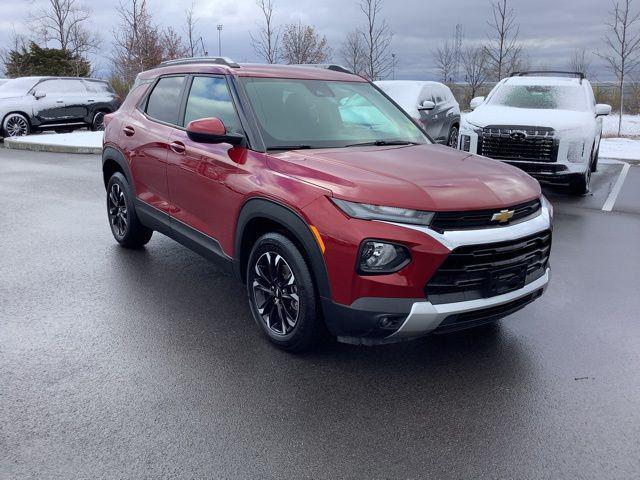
left=32, top=79, right=68, bottom=125
left=166, top=75, right=246, bottom=245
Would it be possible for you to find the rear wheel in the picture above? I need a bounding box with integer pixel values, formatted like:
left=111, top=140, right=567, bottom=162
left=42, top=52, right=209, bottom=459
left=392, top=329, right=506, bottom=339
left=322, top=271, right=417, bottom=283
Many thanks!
left=106, top=172, right=153, bottom=248
left=91, top=111, right=106, bottom=131
left=246, top=233, right=323, bottom=352
left=3, top=113, right=30, bottom=137
left=447, top=125, right=459, bottom=148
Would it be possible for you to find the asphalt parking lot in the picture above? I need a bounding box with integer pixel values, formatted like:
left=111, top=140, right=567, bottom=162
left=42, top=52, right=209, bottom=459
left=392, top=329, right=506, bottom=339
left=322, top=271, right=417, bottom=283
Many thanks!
left=1, top=147, right=640, bottom=479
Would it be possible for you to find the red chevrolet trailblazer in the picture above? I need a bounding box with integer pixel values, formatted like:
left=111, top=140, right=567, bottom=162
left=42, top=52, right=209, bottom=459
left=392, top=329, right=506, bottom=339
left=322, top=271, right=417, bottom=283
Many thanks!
left=102, top=58, right=552, bottom=351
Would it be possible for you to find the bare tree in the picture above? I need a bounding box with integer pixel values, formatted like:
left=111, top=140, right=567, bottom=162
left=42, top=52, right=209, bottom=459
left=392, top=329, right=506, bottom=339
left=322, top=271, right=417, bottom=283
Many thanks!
left=462, top=46, right=489, bottom=99
left=250, top=0, right=280, bottom=63
left=341, top=30, right=365, bottom=74
left=432, top=40, right=456, bottom=84
left=185, top=1, right=205, bottom=57
left=597, top=0, right=640, bottom=134
left=30, top=0, right=100, bottom=75
left=281, top=22, right=331, bottom=64
left=163, top=26, right=189, bottom=61
left=484, top=0, right=522, bottom=80
left=111, top=0, right=163, bottom=90
left=568, top=48, right=593, bottom=78
left=358, top=0, right=394, bottom=80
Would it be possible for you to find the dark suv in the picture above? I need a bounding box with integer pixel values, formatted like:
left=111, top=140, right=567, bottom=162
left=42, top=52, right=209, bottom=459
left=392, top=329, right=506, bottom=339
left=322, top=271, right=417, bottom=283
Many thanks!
left=102, top=58, right=553, bottom=351
left=0, top=76, right=120, bottom=137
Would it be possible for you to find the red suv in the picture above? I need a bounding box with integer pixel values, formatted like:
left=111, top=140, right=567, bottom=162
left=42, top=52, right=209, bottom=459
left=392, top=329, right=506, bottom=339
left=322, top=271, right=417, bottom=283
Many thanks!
left=102, top=58, right=553, bottom=351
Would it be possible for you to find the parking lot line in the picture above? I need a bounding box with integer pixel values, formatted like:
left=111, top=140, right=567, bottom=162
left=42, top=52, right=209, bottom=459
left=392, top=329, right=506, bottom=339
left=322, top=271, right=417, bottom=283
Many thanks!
left=602, top=162, right=631, bottom=212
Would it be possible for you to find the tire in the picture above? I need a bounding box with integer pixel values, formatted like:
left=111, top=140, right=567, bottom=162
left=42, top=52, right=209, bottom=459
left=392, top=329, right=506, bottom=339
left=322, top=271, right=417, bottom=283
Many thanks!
left=568, top=169, right=591, bottom=195
left=591, top=147, right=599, bottom=172
left=106, top=172, right=153, bottom=248
left=2, top=113, right=30, bottom=137
left=246, top=232, right=323, bottom=352
left=447, top=125, right=459, bottom=148
left=91, top=111, right=107, bottom=131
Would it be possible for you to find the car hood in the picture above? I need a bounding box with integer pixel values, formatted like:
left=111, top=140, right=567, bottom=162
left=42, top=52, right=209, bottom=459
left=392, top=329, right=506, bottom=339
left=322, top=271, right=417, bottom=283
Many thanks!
left=267, top=143, right=540, bottom=211
left=0, top=92, right=24, bottom=100
left=466, top=105, right=593, bottom=132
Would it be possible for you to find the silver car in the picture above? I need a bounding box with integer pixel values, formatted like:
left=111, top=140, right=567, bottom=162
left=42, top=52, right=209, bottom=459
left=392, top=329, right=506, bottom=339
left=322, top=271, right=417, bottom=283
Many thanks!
left=376, top=80, right=461, bottom=147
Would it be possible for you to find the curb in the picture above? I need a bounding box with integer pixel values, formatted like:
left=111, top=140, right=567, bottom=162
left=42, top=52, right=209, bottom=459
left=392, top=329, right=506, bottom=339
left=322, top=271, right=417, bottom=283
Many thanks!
left=3, top=137, right=102, bottom=155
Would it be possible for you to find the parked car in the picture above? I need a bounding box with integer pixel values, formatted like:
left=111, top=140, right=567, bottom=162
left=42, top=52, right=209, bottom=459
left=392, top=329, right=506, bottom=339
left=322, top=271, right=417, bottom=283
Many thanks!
left=459, top=71, right=611, bottom=194
left=102, top=58, right=552, bottom=352
left=376, top=80, right=461, bottom=147
left=0, top=76, right=120, bottom=137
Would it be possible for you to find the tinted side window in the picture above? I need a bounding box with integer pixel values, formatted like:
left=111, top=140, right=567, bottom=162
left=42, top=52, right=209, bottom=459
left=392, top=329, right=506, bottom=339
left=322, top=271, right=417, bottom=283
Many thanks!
left=183, top=76, right=242, bottom=133
left=146, top=76, right=186, bottom=125
left=63, top=79, right=87, bottom=93
left=85, top=81, right=114, bottom=94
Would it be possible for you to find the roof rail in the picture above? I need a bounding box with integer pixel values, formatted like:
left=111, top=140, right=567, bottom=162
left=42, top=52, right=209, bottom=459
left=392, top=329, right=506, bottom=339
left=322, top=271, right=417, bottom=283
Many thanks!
left=294, top=64, right=354, bottom=74
left=158, top=56, right=241, bottom=68
left=510, top=70, right=585, bottom=83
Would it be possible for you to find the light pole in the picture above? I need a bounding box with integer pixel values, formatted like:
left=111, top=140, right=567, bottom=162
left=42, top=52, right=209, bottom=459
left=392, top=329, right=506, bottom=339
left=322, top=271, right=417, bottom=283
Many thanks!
left=391, top=53, right=396, bottom=80
left=217, top=24, right=223, bottom=57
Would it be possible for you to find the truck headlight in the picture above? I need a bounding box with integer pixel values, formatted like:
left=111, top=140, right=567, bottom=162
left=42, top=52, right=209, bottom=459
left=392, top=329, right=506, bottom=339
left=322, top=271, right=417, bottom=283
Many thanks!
left=331, top=198, right=434, bottom=226
left=358, top=240, right=411, bottom=274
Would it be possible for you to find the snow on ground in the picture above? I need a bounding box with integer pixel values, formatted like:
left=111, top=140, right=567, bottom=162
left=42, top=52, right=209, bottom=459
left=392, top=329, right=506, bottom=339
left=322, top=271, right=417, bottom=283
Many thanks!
left=9, top=131, right=103, bottom=148
left=599, top=138, right=640, bottom=161
left=602, top=114, right=640, bottom=138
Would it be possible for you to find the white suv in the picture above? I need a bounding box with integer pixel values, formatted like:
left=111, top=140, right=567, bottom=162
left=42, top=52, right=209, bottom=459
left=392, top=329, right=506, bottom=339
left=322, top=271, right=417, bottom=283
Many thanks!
left=458, top=72, right=611, bottom=194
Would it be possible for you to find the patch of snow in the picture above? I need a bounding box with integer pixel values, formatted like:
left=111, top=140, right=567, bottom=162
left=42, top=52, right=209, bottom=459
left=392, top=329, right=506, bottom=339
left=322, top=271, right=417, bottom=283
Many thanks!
left=599, top=138, right=640, bottom=161
left=9, top=131, right=103, bottom=148
left=602, top=114, right=640, bottom=137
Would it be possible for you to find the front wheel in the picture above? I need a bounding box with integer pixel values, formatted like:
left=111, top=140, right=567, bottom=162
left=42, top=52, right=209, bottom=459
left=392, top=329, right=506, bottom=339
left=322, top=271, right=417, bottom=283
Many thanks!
left=246, top=233, right=324, bottom=352
left=568, top=169, right=591, bottom=195
left=3, top=113, right=30, bottom=137
left=106, top=172, right=153, bottom=248
left=447, top=125, right=459, bottom=148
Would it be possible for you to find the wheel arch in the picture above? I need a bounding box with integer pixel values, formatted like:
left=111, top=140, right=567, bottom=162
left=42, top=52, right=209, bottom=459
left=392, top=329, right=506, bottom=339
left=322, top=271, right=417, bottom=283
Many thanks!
left=234, top=198, right=332, bottom=300
left=102, top=146, right=134, bottom=191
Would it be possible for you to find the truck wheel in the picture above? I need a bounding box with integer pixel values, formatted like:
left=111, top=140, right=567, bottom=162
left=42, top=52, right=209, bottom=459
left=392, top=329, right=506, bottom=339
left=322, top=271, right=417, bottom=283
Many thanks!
left=106, top=172, right=153, bottom=248
left=246, top=233, right=324, bottom=352
left=568, top=169, right=591, bottom=195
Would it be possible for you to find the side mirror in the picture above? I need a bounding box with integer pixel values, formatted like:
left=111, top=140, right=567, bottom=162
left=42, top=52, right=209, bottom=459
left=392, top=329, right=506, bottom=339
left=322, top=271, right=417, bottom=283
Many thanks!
left=418, top=100, right=436, bottom=111
left=595, top=104, right=612, bottom=117
left=34, top=90, right=46, bottom=100
left=470, top=96, right=485, bottom=110
left=186, top=117, right=245, bottom=146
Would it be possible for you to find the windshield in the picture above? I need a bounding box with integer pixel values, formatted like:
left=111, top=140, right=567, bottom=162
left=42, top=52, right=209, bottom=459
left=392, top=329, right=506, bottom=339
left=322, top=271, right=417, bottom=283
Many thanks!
left=0, top=78, right=40, bottom=95
left=240, top=78, right=429, bottom=149
left=488, top=84, right=588, bottom=111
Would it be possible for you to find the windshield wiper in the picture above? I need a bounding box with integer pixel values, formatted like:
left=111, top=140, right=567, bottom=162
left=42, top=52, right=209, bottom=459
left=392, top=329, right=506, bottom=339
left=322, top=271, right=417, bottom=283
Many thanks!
left=344, top=140, right=418, bottom=147
left=267, top=145, right=313, bottom=151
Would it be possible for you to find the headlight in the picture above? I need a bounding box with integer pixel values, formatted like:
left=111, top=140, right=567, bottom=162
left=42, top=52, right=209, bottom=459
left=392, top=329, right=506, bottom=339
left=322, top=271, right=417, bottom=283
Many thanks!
left=460, top=116, right=481, bottom=132
left=358, top=240, right=411, bottom=274
left=541, top=195, right=554, bottom=224
left=331, top=198, right=434, bottom=226
left=567, top=140, right=587, bottom=163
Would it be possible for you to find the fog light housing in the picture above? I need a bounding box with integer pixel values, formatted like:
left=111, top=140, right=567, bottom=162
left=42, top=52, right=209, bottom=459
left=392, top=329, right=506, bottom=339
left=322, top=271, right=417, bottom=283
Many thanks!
left=460, top=135, right=471, bottom=152
left=358, top=240, right=411, bottom=274
left=567, top=140, right=586, bottom=163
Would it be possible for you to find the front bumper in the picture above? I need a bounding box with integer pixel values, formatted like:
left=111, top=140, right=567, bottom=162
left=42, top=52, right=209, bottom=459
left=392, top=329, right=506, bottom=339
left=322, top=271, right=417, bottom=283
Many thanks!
left=326, top=201, right=553, bottom=345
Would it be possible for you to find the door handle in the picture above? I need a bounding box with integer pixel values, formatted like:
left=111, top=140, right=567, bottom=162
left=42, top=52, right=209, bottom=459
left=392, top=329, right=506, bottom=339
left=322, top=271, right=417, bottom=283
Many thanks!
left=123, top=125, right=135, bottom=136
left=56, top=100, right=64, bottom=104
left=170, top=141, right=186, bottom=154
left=87, top=99, right=95, bottom=103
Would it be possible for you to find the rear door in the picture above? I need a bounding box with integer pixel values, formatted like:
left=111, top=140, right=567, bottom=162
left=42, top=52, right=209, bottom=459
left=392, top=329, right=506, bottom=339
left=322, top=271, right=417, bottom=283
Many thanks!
left=123, top=75, right=187, bottom=216
left=61, top=78, right=91, bottom=121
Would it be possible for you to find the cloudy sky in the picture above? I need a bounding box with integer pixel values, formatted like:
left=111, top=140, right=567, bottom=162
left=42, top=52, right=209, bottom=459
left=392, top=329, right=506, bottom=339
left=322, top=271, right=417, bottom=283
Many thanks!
left=1, top=0, right=617, bottom=80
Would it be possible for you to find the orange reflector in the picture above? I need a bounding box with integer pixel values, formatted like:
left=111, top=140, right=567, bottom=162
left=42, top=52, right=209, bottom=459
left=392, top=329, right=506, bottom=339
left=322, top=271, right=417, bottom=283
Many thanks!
left=310, top=225, right=326, bottom=254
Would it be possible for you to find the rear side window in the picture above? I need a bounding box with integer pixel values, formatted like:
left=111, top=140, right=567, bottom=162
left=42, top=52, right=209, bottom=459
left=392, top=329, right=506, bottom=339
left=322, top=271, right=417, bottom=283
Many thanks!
left=183, top=76, right=242, bottom=133
left=63, top=79, right=87, bottom=92
left=145, top=76, right=186, bottom=125
left=85, top=81, right=115, bottom=94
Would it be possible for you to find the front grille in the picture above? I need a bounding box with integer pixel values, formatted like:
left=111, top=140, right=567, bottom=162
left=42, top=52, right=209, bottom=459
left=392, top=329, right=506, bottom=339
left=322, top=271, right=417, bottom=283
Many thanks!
left=431, top=199, right=541, bottom=231
left=505, top=162, right=568, bottom=174
left=425, top=230, right=551, bottom=305
left=478, top=125, right=557, bottom=162
left=435, top=289, right=544, bottom=334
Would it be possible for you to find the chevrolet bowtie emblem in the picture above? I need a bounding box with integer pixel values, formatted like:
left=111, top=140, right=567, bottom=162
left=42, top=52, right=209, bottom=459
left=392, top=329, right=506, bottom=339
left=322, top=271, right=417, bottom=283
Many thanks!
left=491, top=209, right=515, bottom=223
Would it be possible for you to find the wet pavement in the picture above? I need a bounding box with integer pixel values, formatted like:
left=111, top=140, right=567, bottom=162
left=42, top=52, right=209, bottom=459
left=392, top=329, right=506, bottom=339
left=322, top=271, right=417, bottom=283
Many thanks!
left=1, top=148, right=639, bottom=479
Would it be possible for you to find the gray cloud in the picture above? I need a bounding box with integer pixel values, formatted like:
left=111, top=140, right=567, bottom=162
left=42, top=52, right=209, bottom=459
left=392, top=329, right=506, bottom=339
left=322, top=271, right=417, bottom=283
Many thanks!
left=1, top=0, right=616, bottom=80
